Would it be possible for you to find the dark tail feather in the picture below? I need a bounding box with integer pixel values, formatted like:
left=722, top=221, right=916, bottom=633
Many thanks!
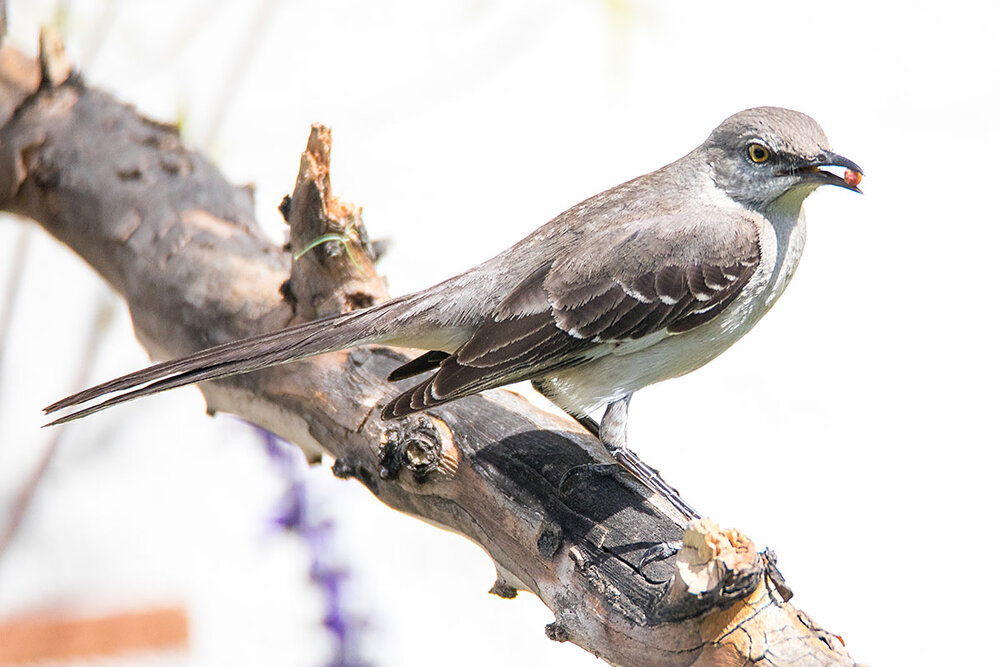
left=386, top=350, right=449, bottom=381
left=44, top=305, right=388, bottom=426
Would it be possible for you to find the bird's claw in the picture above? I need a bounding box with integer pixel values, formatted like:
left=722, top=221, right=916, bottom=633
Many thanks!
left=639, top=541, right=683, bottom=569
left=636, top=540, right=684, bottom=583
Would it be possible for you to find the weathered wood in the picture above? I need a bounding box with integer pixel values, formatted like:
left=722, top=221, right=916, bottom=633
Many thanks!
left=0, top=38, right=859, bottom=667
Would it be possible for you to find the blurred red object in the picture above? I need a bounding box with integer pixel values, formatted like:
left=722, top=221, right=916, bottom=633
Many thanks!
left=0, top=606, right=188, bottom=664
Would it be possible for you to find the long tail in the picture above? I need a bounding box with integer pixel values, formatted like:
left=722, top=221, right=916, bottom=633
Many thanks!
left=44, top=297, right=418, bottom=426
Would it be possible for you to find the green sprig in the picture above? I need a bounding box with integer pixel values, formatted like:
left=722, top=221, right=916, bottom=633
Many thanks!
left=293, top=233, right=362, bottom=269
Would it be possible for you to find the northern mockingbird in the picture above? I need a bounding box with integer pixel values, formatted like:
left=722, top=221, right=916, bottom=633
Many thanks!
left=45, top=107, right=862, bottom=513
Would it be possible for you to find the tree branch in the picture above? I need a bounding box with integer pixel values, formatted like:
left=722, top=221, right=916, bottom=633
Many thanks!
left=0, top=39, right=860, bottom=667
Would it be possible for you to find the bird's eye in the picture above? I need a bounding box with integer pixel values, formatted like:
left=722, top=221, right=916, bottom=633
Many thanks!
left=747, top=143, right=770, bottom=164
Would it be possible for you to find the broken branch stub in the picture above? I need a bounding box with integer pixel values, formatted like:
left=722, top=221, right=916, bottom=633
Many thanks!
left=283, top=123, right=387, bottom=321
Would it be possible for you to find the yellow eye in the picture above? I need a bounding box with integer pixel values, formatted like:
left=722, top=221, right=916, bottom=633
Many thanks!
left=747, top=143, right=770, bottom=163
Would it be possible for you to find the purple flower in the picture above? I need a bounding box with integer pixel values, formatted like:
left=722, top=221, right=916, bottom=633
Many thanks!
left=252, top=424, right=370, bottom=666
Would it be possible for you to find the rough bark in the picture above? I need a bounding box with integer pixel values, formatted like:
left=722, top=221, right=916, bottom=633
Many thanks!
left=0, top=38, right=861, bottom=667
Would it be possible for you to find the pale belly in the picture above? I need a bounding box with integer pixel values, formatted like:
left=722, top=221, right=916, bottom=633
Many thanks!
left=538, top=285, right=770, bottom=415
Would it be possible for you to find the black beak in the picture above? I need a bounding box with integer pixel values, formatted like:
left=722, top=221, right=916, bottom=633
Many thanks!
left=784, top=151, right=864, bottom=193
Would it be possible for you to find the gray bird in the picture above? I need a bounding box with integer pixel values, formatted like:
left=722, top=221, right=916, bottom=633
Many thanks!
left=45, top=107, right=862, bottom=513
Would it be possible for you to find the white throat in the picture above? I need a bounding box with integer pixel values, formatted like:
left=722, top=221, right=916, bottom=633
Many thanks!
left=761, top=187, right=813, bottom=307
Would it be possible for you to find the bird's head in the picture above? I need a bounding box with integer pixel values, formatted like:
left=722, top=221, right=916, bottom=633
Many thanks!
left=704, top=106, right=863, bottom=212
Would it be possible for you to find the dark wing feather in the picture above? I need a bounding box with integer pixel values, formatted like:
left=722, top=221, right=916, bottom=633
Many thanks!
left=549, top=260, right=756, bottom=340
left=383, top=217, right=761, bottom=419
left=382, top=309, right=592, bottom=418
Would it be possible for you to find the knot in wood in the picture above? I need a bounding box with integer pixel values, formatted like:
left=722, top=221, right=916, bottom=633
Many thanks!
left=27, top=144, right=61, bottom=189
left=536, top=522, right=564, bottom=560
left=278, top=194, right=293, bottom=222
left=378, top=415, right=457, bottom=483
left=544, top=623, right=570, bottom=643
left=488, top=580, right=518, bottom=600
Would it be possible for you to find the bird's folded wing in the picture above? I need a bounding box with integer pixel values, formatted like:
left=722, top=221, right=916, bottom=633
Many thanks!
left=383, top=215, right=761, bottom=418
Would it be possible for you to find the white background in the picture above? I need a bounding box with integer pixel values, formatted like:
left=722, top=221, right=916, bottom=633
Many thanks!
left=1, top=1, right=998, bottom=665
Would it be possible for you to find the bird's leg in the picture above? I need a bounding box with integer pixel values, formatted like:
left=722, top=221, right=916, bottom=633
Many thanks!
left=598, top=394, right=631, bottom=452
left=599, top=395, right=700, bottom=521
left=561, top=396, right=699, bottom=521
left=595, top=395, right=692, bottom=575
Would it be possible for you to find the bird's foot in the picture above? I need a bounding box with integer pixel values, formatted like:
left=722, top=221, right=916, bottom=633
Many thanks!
left=638, top=540, right=684, bottom=569
left=763, top=547, right=794, bottom=602
left=610, top=447, right=700, bottom=520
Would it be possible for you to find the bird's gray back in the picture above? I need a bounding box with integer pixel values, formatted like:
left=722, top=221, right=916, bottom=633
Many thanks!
left=383, top=149, right=756, bottom=342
